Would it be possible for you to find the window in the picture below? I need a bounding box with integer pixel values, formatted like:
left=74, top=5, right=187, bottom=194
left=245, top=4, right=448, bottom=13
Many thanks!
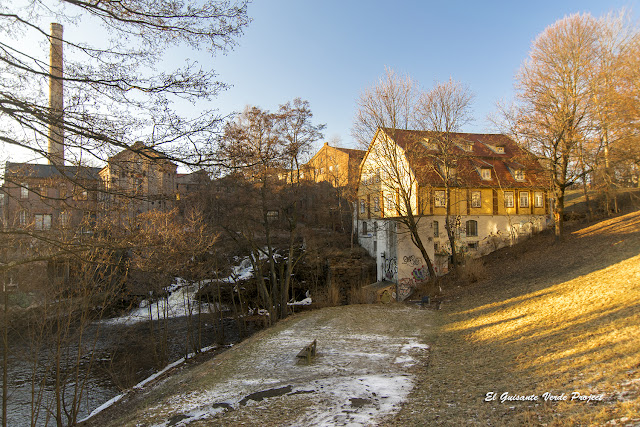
left=361, top=221, right=368, bottom=235
left=495, top=146, right=505, bottom=154
left=18, top=210, right=27, bottom=227
left=468, top=242, right=478, bottom=250
left=74, top=186, right=88, bottom=200
left=386, top=196, right=393, bottom=211
left=534, top=192, right=544, bottom=208
left=60, top=212, right=70, bottom=228
left=360, top=199, right=366, bottom=214
left=471, top=191, right=481, bottom=208
left=434, top=190, right=446, bottom=207
left=504, top=191, right=514, bottom=208
left=433, top=220, right=439, bottom=237
left=520, top=192, right=530, bottom=208
left=34, top=214, right=52, bottom=230
left=514, top=170, right=525, bottom=181
left=21, top=183, right=29, bottom=199
left=481, top=168, right=491, bottom=180
left=375, top=168, right=380, bottom=183
left=374, top=196, right=380, bottom=212
left=439, top=164, right=457, bottom=179
left=267, top=210, right=279, bottom=221
left=466, top=220, right=478, bottom=237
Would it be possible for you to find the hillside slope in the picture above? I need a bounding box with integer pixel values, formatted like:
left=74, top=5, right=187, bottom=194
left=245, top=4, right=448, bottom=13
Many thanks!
left=83, top=212, right=640, bottom=426
left=389, top=211, right=640, bottom=426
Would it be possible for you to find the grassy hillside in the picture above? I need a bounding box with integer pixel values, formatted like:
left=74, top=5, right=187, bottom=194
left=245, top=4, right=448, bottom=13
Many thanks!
left=390, top=211, right=640, bottom=426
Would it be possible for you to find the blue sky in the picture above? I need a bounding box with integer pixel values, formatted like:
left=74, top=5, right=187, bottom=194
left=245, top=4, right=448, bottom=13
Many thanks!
left=206, top=0, right=638, bottom=152
left=3, top=0, right=638, bottom=164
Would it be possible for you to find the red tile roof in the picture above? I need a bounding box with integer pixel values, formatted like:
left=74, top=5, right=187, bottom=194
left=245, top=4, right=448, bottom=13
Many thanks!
left=379, top=128, right=549, bottom=189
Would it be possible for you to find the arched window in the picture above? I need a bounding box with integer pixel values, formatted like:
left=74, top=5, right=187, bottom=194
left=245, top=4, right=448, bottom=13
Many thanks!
left=465, top=220, right=478, bottom=237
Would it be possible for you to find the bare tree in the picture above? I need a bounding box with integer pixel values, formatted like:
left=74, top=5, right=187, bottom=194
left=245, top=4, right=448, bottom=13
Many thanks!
left=0, top=1, right=250, bottom=424
left=352, top=68, right=418, bottom=149
left=216, top=100, right=324, bottom=322
left=510, top=13, right=598, bottom=239
left=415, top=79, right=474, bottom=268
left=355, top=70, right=476, bottom=279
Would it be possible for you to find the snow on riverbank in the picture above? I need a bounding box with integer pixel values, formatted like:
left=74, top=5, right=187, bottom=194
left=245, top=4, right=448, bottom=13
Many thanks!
left=102, top=256, right=259, bottom=325
left=101, top=278, right=211, bottom=325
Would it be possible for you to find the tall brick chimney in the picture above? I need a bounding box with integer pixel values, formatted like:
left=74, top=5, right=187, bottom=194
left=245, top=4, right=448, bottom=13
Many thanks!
left=48, top=23, right=64, bottom=166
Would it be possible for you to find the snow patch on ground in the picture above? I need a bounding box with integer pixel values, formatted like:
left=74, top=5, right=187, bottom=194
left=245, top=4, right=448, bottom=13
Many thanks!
left=133, top=307, right=432, bottom=426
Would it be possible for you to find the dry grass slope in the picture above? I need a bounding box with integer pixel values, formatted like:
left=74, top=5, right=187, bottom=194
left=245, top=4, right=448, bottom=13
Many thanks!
left=389, top=211, right=640, bottom=426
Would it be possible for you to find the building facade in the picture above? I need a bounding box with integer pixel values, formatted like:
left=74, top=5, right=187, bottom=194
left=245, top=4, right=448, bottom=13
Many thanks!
left=357, top=128, right=551, bottom=299
left=99, top=142, right=178, bottom=226
left=303, top=142, right=365, bottom=188
left=1, top=163, right=100, bottom=231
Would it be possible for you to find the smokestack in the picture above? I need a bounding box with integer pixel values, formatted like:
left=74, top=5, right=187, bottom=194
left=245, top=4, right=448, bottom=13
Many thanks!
left=48, top=22, right=64, bottom=166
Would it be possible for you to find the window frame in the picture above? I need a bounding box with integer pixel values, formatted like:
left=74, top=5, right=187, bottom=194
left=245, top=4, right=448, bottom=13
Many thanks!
left=520, top=191, right=530, bottom=208
left=34, top=214, right=52, bottom=230
left=433, top=220, right=439, bottom=238
left=471, top=190, right=481, bottom=208
left=465, top=219, right=478, bottom=237
left=20, top=183, right=29, bottom=199
left=434, top=190, right=446, bottom=208
left=504, top=191, right=514, bottom=208
left=534, top=191, right=544, bottom=208
left=18, top=210, right=28, bottom=227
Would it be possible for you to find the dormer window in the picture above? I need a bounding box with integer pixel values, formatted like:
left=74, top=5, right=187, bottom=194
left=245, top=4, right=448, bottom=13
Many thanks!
left=514, top=170, right=525, bottom=181
left=421, top=137, right=438, bottom=151
left=495, top=146, right=505, bottom=154
left=456, top=142, right=473, bottom=152
left=481, top=168, right=492, bottom=180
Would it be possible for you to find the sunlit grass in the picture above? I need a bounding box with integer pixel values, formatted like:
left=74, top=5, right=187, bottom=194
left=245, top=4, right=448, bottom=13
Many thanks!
left=394, top=211, right=640, bottom=426
left=452, top=254, right=639, bottom=390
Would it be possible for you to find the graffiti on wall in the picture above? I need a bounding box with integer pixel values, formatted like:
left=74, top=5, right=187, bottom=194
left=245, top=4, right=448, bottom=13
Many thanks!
left=411, top=265, right=428, bottom=282
left=402, top=255, right=421, bottom=266
left=383, top=257, right=397, bottom=281
left=397, top=278, right=414, bottom=301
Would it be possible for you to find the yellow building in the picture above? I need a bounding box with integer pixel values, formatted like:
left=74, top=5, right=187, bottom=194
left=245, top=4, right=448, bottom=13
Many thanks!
left=303, top=142, right=365, bottom=188
left=357, top=128, right=551, bottom=298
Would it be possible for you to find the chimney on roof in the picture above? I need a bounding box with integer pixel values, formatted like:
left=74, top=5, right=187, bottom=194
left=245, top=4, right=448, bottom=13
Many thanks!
left=48, top=23, right=64, bottom=166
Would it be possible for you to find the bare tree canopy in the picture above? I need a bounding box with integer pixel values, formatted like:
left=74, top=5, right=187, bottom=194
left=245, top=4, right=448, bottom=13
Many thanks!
left=500, top=11, right=640, bottom=238
left=0, top=0, right=250, bottom=167
left=352, top=68, right=418, bottom=149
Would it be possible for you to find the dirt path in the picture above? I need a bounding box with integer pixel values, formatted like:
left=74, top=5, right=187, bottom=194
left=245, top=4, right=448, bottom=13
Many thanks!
left=83, top=304, right=435, bottom=426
